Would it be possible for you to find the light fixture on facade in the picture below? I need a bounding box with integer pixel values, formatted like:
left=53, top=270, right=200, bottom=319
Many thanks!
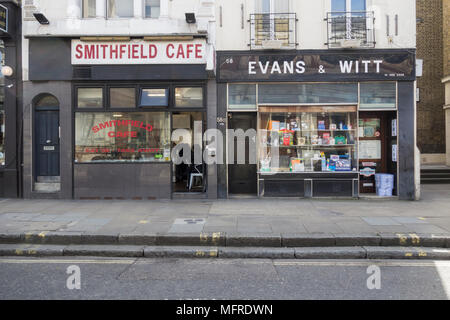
left=1, top=66, right=13, bottom=77
left=33, top=13, right=50, bottom=25
left=185, top=13, right=196, bottom=24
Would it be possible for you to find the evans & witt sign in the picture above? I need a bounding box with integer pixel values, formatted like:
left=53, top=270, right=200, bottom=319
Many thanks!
left=217, top=50, right=415, bottom=82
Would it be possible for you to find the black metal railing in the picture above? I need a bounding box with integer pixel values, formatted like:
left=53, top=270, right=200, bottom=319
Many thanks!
left=249, top=13, right=297, bottom=50
left=325, top=11, right=375, bottom=48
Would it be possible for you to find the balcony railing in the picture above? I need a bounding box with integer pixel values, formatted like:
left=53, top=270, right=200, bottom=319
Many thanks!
left=249, top=13, right=297, bottom=50
left=325, top=11, right=375, bottom=48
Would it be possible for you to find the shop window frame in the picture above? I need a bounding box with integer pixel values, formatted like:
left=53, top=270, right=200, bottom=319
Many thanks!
left=173, top=85, right=206, bottom=109
left=75, top=85, right=106, bottom=111
left=358, top=81, right=398, bottom=111
left=72, top=81, right=207, bottom=166
left=108, top=85, right=138, bottom=110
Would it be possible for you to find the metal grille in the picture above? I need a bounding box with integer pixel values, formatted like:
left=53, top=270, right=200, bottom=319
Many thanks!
left=325, top=11, right=376, bottom=48
left=249, top=13, right=297, bottom=50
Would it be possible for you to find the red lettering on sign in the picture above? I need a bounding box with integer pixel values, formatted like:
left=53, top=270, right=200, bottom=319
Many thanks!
left=110, top=45, right=118, bottom=59
left=195, top=44, right=203, bottom=58
left=85, top=45, right=95, bottom=59
left=177, top=45, right=185, bottom=59
left=140, top=44, right=147, bottom=59
left=119, top=44, right=126, bottom=59
left=75, top=44, right=83, bottom=59
left=149, top=45, right=157, bottom=58
left=166, top=44, right=175, bottom=58
left=108, top=131, right=138, bottom=138
left=186, top=44, right=194, bottom=58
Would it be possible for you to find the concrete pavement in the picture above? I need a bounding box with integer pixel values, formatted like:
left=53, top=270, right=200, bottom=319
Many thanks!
left=0, top=184, right=450, bottom=259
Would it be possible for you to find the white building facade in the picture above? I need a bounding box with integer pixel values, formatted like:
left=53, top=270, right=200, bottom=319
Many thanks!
left=215, top=0, right=418, bottom=200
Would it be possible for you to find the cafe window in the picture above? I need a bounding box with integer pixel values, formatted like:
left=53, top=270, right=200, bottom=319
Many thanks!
left=175, top=87, right=203, bottom=108
left=258, top=106, right=358, bottom=174
left=228, top=84, right=257, bottom=110
left=0, top=41, right=4, bottom=166
left=258, top=83, right=358, bottom=104
left=110, top=88, right=136, bottom=108
left=145, top=0, right=160, bottom=18
left=107, top=0, right=134, bottom=18
left=75, top=112, right=171, bottom=163
left=0, top=101, right=4, bottom=167
left=360, top=82, right=397, bottom=110
left=82, top=0, right=96, bottom=18
left=77, top=88, right=104, bottom=108
left=140, top=88, right=169, bottom=107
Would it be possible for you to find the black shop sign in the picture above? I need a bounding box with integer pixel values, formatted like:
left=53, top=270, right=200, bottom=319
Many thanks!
left=217, top=50, right=415, bottom=82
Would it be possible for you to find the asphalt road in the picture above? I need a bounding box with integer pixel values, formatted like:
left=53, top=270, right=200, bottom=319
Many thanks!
left=0, top=257, right=449, bottom=300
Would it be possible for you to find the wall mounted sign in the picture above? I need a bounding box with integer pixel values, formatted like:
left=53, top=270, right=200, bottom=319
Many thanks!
left=72, top=39, right=206, bottom=65
left=217, top=50, right=415, bottom=82
left=0, top=4, right=8, bottom=33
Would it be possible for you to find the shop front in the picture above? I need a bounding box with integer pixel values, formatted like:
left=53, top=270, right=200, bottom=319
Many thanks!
left=0, top=1, right=21, bottom=198
left=23, top=36, right=215, bottom=199
left=216, top=49, right=417, bottom=200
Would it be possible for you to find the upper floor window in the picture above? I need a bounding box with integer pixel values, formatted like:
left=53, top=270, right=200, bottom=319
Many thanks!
left=108, top=0, right=134, bottom=18
left=331, top=0, right=366, bottom=13
left=145, top=0, right=160, bottom=18
left=82, top=0, right=96, bottom=18
left=256, top=0, right=289, bottom=13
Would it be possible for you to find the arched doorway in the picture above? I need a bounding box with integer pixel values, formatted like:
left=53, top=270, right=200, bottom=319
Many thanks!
left=33, top=94, right=60, bottom=187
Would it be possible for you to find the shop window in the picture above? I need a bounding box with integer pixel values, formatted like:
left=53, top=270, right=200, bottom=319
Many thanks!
left=75, top=112, right=171, bottom=163
left=175, top=87, right=203, bottom=108
left=107, top=0, right=134, bottom=18
left=0, top=109, right=4, bottom=166
left=77, top=88, right=103, bottom=108
left=139, top=88, right=169, bottom=107
left=110, top=88, right=136, bottom=108
left=258, top=106, right=358, bottom=174
left=82, top=0, right=96, bottom=18
left=360, top=82, right=396, bottom=110
left=258, top=83, right=358, bottom=104
left=145, top=0, right=160, bottom=18
left=228, top=84, right=257, bottom=110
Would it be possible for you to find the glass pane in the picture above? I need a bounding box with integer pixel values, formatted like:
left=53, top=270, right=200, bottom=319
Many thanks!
left=82, top=0, right=96, bottom=18
left=332, top=0, right=346, bottom=12
left=258, top=83, right=358, bottom=104
left=228, top=84, right=256, bottom=110
left=0, top=41, right=4, bottom=166
left=36, top=95, right=59, bottom=108
left=110, top=88, right=136, bottom=108
left=175, top=88, right=203, bottom=108
left=258, top=106, right=357, bottom=173
left=0, top=110, right=4, bottom=166
left=351, top=0, right=366, bottom=11
left=360, top=82, right=396, bottom=110
left=108, top=0, right=134, bottom=18
left=145, top=0, right=160, bottom=18
left=274, top=0, right=289, bottom=12
left=78, top=88, right=103, bottom=108
left=257, top=0, right=271, bottom=13
left=140, top=89, right=169, bottom=107
left=75, top=112, right=171, bottom=163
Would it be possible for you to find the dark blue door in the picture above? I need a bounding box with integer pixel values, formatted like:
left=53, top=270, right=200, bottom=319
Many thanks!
left=35, top=111, right=60, bottom=177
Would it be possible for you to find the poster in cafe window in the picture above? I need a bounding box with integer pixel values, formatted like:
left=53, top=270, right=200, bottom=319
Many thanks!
left=359, top=140, right=381, bottom=160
